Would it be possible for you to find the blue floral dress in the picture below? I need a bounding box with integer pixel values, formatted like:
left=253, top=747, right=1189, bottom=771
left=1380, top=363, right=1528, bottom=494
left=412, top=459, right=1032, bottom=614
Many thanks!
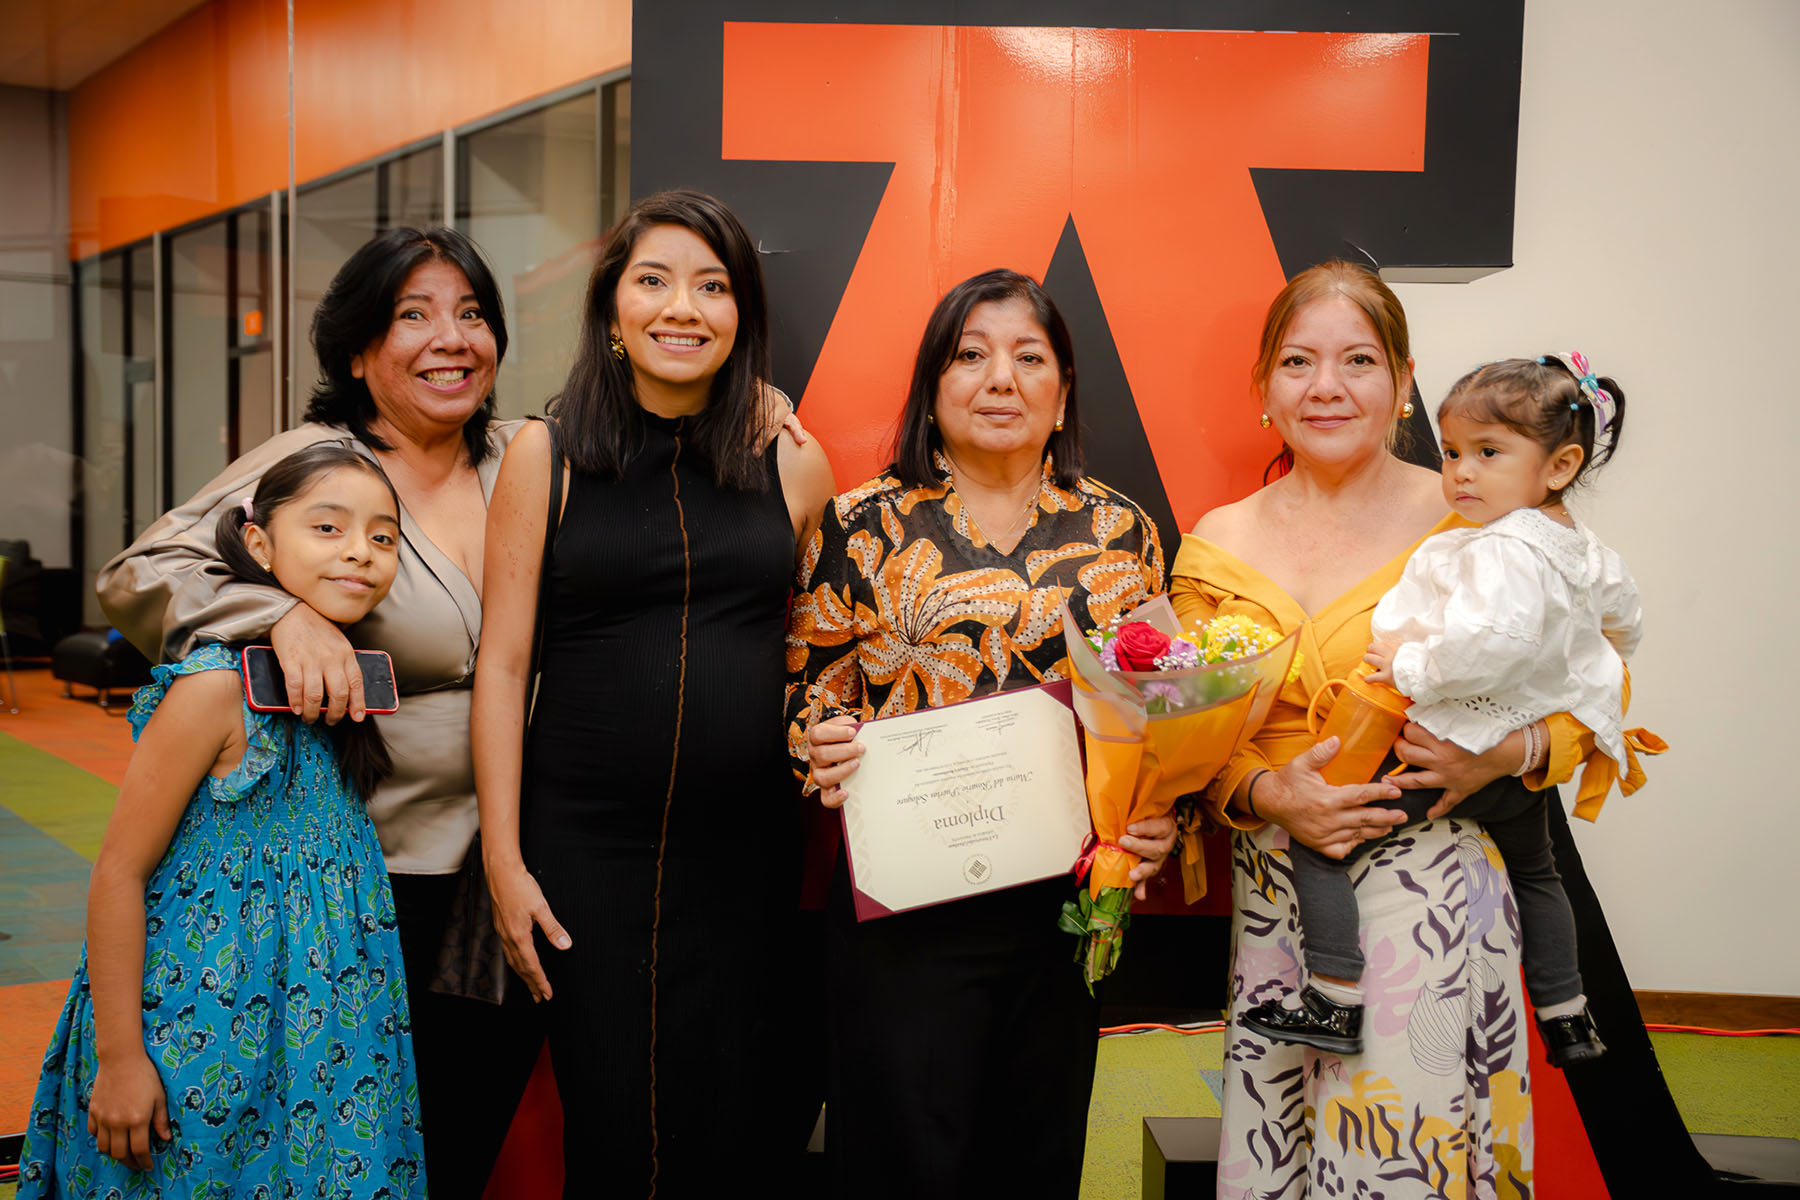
left=19, top=645, right=427, bottom=1199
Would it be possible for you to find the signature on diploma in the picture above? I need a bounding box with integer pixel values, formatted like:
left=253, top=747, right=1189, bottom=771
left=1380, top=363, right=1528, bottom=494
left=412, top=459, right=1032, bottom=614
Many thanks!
left=887, top=726, right=940, bottom=758
left=976, top=711, right=1018, bottom=737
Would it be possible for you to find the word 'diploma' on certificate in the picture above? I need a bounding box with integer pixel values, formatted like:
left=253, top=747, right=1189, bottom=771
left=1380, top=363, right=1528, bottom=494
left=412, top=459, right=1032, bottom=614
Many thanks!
left=840, top=684, right=1090, bottom=916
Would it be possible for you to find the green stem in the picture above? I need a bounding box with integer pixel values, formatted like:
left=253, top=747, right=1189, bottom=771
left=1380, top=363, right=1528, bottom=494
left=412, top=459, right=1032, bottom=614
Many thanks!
left=1059, top=884, right=1135, bottom=995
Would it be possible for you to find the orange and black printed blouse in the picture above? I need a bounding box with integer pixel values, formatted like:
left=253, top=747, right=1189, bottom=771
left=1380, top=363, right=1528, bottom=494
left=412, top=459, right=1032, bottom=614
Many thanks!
left=784, top=456, right=1165, bottom=784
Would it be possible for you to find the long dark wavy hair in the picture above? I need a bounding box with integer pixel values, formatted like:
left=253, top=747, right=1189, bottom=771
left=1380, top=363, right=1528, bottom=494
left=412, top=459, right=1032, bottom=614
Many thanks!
left=304, top=226, right=508, bottom=467
left=549, top=190, right=772, bottom=490
left=890, top=269, right=1084, bottom=489
left=214, top=444, right=395, bottom=801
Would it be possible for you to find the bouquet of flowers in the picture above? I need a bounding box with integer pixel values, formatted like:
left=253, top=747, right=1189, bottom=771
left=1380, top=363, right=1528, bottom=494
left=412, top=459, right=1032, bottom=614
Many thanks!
left=1058, top=597, right=1299, bottom=991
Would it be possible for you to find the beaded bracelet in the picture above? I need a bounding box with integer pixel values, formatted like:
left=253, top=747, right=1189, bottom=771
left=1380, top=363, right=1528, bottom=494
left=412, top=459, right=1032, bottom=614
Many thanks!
left=1512, top=721, right=1548, bottom=777
left=1512, top=723, right=1535, bottom=776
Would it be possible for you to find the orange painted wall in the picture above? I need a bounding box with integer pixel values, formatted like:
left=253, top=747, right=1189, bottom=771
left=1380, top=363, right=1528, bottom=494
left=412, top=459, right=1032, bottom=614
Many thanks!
left=67, top=0, right=631, bottom=259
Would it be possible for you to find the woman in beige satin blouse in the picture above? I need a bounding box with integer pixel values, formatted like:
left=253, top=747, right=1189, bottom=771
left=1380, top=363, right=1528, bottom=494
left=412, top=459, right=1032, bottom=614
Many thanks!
left=98, top=227, right=540, bottom=1198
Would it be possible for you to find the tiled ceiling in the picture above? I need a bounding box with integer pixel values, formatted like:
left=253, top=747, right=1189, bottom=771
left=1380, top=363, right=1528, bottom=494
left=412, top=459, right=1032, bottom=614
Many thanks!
left=0, top=0, right=212, bottom=90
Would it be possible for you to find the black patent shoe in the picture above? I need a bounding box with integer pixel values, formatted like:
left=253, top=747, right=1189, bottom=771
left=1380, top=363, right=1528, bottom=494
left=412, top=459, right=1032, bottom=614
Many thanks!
left=1537, top=1007, right=1607, bottom=1069
left=1242, top=987, right=1364, bottom=1055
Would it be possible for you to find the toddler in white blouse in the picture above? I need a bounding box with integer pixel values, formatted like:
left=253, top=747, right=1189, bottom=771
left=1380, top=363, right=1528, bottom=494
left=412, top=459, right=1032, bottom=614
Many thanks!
left=1245, top=353, right=1639, bottom=1069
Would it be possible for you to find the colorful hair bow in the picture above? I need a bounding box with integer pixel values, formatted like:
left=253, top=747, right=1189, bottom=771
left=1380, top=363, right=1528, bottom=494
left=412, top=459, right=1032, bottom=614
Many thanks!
left=1542, top=351, right=1617, bottom=441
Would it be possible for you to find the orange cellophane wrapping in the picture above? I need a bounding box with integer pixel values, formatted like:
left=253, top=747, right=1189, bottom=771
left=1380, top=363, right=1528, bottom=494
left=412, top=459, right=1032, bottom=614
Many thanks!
left=1077, top=684, right=1258, bottom=899
left=1064, top=599, right=1299, bottom=904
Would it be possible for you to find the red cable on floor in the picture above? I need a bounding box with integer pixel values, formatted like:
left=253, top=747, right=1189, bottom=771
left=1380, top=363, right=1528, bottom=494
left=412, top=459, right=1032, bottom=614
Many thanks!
left=1644, top=1023, right=1800, bottom=1037
left=1101, top=1021, right=1798, bottom=1038
left=1098, top=1021, right=1227, bottom=1036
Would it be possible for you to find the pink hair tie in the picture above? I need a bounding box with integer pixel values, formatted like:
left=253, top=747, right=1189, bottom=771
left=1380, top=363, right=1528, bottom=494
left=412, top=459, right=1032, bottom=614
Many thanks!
left=241, top=496, right=255, bottom=521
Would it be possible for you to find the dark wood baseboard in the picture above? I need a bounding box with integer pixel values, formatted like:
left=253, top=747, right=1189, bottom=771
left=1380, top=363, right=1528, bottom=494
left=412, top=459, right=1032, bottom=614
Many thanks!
left=1634, top=990, right=1800, bottom=1031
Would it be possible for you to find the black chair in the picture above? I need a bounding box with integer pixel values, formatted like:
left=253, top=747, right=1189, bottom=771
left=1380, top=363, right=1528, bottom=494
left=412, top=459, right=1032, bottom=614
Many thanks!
left=52, top=630, right=153, bottom=709
left=0, top=538, right=81, bottom=658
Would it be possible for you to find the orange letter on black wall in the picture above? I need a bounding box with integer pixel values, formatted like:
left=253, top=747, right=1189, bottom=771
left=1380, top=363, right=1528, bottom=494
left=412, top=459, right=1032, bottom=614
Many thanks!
left=722, top=25, right=1428, bottom=524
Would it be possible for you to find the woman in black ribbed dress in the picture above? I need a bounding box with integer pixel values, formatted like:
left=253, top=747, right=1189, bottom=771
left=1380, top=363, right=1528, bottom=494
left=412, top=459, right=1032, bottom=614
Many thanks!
left=471, top=190, right=836, bottom=1196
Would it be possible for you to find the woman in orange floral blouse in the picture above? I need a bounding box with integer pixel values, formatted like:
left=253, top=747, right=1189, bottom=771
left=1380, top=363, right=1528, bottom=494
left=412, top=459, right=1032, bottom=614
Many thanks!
left=785, top=269, right=1175, bottom=1198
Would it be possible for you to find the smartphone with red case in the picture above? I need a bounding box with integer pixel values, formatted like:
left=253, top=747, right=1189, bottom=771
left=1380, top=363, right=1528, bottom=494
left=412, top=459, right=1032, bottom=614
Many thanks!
left=240, top=645, right=399, bottom=714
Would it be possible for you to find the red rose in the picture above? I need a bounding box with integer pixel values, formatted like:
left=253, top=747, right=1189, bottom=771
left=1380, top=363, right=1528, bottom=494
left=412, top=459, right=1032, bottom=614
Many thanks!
left=1112, top=622, right=1172, bottom=672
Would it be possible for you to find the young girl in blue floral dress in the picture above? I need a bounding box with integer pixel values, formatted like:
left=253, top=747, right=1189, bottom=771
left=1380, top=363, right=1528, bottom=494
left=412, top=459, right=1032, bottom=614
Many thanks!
left=20, top=443, right=428, bottom=1198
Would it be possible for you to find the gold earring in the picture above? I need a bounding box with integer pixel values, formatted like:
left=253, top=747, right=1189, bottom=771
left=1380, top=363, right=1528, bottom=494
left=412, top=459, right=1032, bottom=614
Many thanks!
left=609, top=332, right=626, bottom=361
left=1401, top=401, right=1415, bottom=418
left=1054, top=416, right=1065, bottom=431
left=1259, top=413, right=1271, bottom=429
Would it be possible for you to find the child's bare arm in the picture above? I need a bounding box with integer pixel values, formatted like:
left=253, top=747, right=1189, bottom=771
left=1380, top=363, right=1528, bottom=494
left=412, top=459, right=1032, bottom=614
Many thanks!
left=86, top=668, right=239, bottom=1169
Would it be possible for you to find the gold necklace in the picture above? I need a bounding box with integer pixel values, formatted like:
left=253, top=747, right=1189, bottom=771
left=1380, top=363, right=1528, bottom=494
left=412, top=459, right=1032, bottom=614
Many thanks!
left=983, top=490, right=1040, bottom=547
left=945, top=456, right=1040, bottom=548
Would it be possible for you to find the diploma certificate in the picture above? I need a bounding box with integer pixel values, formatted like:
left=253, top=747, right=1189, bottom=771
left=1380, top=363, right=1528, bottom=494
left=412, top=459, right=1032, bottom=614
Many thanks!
left=840, top=680, right=1091, bottom=919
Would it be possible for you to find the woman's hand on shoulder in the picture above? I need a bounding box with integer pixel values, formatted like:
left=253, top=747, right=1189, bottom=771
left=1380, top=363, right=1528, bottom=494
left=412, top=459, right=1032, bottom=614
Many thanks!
left=1260, top=738, right=1408, bottom=859
left=806, top=715, right=864, bottom=808
left=1393, top=721, right=1524, bottom=816
left=270, top=604, right=361, bottom=724
left=483, top=856, right=570, bottom=1004
left=87, top=1050, right=170, bottom=1170
left=756, top=383, right=810, bottom=448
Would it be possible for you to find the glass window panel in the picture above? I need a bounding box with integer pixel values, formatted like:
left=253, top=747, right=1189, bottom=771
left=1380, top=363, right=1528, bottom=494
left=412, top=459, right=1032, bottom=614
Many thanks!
left=130, top=377, right=157, bottom=537
left=461, top=93, right=600, bottom=420
left=293, top=169, right=378, bottom=416
left=128, top=242, right=157, bottom=532
left=78, top=256, right=127, bottom=626
left=97, top=255, right=124, bottom=355
left=168, top=219, right=231, bottom=504
left=603, top=79, right=630, bottom=229
left=0, top=86, right=75, bottom=591
left=234, top=207, right=271, bottom=348
left=233, top=209, right=276, bottom=453
left=129, top=243, right=154, bottom=357
left=236, top=349, right=274, bottom=458
left=388, top=143, right=445, bottom=231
